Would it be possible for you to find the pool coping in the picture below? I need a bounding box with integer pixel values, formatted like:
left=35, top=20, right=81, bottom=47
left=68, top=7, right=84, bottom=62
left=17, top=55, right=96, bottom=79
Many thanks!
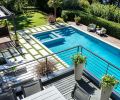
left=70, top=25, right=120, bottom=51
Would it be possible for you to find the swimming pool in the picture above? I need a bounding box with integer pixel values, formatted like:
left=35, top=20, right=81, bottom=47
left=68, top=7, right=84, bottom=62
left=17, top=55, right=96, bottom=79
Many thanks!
left=33, top=26, right=120, bottom=95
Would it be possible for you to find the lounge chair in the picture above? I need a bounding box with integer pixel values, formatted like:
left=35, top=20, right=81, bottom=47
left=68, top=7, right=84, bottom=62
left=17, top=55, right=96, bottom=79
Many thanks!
left=96, top=27, right=106, bottom=35
left=71, top=83, right=91, bottom=100
left=0, top=89, right=17, bottom=100
left=21, top=79, right=43, bottom=97
left=87, top=24, right=96, bottom=32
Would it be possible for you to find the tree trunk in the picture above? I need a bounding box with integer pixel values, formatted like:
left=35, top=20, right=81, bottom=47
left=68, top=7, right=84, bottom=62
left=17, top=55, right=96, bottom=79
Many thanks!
left=54, top=7, right=56, bottom=18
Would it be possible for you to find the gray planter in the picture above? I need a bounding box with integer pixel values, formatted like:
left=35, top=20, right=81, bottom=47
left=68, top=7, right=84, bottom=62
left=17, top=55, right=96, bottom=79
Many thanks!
left=74, top=63, right=84, bottom=81
left=100, top=86, right=113, bottom=100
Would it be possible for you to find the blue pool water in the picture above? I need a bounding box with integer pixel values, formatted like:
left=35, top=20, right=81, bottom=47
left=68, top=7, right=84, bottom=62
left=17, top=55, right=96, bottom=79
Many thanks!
left=33, top=26, right=120, bottom=94
left=47, top=27, right=120, bottom=67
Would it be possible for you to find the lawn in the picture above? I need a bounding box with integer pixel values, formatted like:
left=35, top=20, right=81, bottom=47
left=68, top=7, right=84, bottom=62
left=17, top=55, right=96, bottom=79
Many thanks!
left=10, top=11, right=48, bottom=30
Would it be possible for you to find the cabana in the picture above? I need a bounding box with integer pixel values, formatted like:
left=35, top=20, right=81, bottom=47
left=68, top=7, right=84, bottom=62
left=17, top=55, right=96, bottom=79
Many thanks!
left=0, top=6, right=18, bottom=48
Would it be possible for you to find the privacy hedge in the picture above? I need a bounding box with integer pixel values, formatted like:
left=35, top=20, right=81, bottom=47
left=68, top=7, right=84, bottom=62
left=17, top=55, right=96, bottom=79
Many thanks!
left=62, top=10, right=120, bottom=39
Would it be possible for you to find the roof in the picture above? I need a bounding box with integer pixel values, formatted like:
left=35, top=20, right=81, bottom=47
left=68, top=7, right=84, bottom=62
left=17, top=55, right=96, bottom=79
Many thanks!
left=0, top=6, right=14, bottom=20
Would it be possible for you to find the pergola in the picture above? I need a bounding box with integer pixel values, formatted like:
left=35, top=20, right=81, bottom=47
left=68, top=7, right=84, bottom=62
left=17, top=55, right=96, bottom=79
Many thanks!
left=0, top=6, right=18, bottom=46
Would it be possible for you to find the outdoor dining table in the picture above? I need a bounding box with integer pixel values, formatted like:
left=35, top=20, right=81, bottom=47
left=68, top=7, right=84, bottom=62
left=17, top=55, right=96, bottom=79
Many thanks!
left=22, top=86, right=67, bottom=100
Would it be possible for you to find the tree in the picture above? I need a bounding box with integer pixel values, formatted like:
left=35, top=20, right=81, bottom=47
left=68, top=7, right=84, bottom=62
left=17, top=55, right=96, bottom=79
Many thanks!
left=47, top=0, right=63, bottom=18
left=0, top=0, right=29, bottom=13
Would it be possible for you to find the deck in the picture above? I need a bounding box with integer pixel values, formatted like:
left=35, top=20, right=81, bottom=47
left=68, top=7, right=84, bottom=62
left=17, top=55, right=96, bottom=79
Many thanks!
left=44, top=73, right=109, bottom=100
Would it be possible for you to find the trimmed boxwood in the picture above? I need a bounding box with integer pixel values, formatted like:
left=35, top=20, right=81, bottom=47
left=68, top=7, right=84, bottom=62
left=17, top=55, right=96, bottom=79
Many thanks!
left=62, top=10, right=120, bottom=39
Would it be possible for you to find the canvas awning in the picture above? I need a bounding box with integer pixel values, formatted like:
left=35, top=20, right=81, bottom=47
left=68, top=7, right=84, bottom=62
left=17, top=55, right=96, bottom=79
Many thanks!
left=0, top=6, right=14, bottom=20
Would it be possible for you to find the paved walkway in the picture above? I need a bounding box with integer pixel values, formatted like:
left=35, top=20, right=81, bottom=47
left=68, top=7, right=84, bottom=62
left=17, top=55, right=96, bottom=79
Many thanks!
left=0, top=23, right=69, bottom=86
left=68, top=22, right=120, bottom=48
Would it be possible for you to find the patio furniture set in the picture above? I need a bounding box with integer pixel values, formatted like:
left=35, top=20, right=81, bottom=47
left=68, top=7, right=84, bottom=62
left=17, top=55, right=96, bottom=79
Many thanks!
left=0, top=77, right=91, bottom=100
left=0, top=56, right=91, bottom=100
left=87, top=23, right=107, bottom=36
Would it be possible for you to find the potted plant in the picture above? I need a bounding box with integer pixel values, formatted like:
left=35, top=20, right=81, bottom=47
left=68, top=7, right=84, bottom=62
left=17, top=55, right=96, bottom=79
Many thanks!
left=72, top=53, right=86, bottom=81
left=36, top=60, right=55, bottom=77
left=74, top=16, right=81, bottom=25
left=100, top=75, right=119, bottom=100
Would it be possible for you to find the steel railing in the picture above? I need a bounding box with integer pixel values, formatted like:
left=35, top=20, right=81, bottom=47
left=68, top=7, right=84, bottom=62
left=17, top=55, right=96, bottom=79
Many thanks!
left=0, top=45, right=120, bottom=94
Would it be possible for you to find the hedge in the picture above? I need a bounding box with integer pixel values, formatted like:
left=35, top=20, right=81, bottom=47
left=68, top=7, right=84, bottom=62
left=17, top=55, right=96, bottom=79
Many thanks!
left=62, top=10, right=120, bottom=39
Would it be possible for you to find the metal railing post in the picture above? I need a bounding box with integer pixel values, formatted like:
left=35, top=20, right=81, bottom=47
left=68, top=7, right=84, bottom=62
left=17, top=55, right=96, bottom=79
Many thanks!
left=45, top=57, right=49, bottom=78
left=77, top=46, right=79, bottom=53
left=106, top=63, right=109, bottom=75
left=81, top=46, right=83, bottom=54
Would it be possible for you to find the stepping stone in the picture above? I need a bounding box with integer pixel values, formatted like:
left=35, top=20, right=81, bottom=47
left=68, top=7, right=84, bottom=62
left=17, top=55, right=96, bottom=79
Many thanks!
left=24, top=35, right=31, bottom=40
left=29, top=40, right=36, bottom=45
left=45, top=26, right=53, bottom=30
left=34, top=27, right=42, bottom=32
left=39, top=50, right=49, bottom=56
left=19, top=39, right=26, bottom=44
left=51, top=25, right=57, bottom=29
left=17, top=47, right=28, bottom=54
left=15, top=56, right=24, bottom=62
left=47, top=57, right=58, bottom=63
left=29, top=28, right=37, bottom=33
left=33, top=44, right=42, bottom=50
left=9, top=48, right=19, bottom=56
left=9, top=58, right=15, bottom=62
left=29, top=49, right=38, bottom=55
left=25, top=54, right=34, bottom=61
left=23, top=43, right=32, bottom=49
left=40, top=27, right=47, bottom=31
left=17, top=30, right=25, bottom=35
left=2, top=51, right=12, bottom=58
left=34, top=55, right=42, bottom=59
left=24, top=30, right=31, bottom=34
left=0, top=53, right=3, bottom=57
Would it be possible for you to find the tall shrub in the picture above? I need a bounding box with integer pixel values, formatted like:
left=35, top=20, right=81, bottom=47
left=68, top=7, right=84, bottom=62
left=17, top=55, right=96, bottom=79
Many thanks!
left=63, top=0, right=81, bottom=9
left=62, top=10, right=120, bottom=39
left=88, top=3, right=120, bottom=23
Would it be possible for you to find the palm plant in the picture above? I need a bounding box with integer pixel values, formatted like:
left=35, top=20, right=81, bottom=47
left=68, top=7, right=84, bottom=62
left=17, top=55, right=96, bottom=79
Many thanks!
left=47, top=0, right=63, bottom=18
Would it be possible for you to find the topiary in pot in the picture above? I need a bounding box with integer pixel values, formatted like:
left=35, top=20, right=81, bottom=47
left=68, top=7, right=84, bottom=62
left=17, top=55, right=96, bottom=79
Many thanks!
left=72, top=53, right=86, bottom=81
left=100, top=75, right=119, bottom=100
left=74, top=16, right=81, bottom=25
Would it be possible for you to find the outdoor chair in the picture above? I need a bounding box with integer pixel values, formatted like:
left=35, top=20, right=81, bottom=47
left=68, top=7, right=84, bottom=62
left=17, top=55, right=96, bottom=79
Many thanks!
left=87, top=24, right=96, bottom=32
left=0, top=89, right=17, bottom=100
left=96, top=27, right=107, bottom=35
left=71, top=83, right=91, bottom=100
left=21, top=79, right=43, bottom=97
